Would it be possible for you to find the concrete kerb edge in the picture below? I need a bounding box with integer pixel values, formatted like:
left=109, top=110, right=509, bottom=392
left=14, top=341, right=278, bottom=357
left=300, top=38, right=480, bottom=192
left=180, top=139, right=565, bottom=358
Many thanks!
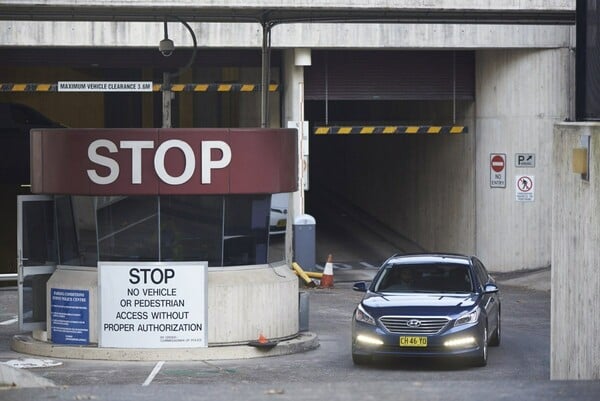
left=10, top=332, right=319, bottom=361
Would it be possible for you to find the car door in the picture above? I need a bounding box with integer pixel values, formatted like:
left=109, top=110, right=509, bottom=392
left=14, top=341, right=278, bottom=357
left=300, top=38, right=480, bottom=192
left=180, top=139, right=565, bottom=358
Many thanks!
left=17, top=195, right=57, bottom=331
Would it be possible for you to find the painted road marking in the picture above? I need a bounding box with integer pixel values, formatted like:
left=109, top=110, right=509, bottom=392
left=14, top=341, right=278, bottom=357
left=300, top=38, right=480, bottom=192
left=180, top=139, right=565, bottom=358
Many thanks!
left=3, top=358, right=62, bottom=368
left=359, top=262, right=379, bottom=269
left=143, top=361, right=165, bottom=386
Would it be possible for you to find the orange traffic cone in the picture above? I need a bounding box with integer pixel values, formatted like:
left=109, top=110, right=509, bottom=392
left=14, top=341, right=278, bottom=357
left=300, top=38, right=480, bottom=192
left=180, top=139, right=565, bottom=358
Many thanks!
left=319, top=254, right=334, bottom=288
left=249, top=332, right=277, bottom=349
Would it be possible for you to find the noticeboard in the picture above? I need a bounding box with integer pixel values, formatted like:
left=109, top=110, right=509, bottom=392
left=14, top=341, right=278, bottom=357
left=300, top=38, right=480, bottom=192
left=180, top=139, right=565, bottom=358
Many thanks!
left=50, top=288, right=90, bottom=345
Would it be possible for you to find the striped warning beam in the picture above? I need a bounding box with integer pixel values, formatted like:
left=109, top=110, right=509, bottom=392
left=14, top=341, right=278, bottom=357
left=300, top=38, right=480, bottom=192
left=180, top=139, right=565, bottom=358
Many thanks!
left=0, top=83, right=279, bottom=92
left=0, top=83, right=57, bottom=92
left=152, top=83, right=279, bottom=92
left=314, top=126, right=467, bottom=135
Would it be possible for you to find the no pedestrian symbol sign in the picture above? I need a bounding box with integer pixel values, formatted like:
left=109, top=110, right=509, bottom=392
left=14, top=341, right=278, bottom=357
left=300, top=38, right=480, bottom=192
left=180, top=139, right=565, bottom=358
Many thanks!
left=516, top=175, right=534, bottom=202
left=490, top=153, right=506, bottom=188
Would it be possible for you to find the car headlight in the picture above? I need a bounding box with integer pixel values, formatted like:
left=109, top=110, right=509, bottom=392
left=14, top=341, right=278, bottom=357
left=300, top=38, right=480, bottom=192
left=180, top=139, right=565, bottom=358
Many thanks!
left=455, top=307, right=480, bottom=327
left=355, top=304, right=376, bottom=326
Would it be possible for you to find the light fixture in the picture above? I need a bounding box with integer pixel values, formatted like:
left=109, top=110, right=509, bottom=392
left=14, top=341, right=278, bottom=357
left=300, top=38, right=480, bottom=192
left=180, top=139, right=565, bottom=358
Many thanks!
left=355, top=334, right=384, bottom=346
left=159, top=20, right=174, bottom=57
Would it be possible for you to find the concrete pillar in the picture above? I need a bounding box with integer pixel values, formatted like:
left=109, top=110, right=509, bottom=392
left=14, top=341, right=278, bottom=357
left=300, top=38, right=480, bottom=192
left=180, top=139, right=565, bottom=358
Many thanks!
left=282, top=49, right=309, bottom=265
left=551, top=122, right=600, bottom=380
left=475, top=48, right=571, bottom=272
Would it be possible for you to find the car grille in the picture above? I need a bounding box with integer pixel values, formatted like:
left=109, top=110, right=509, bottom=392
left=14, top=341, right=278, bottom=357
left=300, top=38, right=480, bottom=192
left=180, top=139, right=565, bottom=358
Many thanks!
left=379, top=316, right=450, bottom=335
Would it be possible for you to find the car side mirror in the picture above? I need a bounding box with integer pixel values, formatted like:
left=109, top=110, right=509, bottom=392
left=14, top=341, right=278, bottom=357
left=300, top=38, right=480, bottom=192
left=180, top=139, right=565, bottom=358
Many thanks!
left=353, top=282, right=368, bottom=292
left=484, top=283, right=499, bottom=294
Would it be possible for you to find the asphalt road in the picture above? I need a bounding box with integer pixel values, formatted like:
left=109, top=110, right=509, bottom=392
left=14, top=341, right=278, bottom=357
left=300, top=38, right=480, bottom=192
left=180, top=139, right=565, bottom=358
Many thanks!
left=1, top=211, right=598, bottom=399
left=2, top=270, right=600, bottom=400
left=0, top=279, right=575, bottom=393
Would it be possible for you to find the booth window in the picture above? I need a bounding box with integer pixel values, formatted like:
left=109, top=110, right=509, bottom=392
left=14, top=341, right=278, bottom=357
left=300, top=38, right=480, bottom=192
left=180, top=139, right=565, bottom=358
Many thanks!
left=97, top=196, right=159, bottom=262
left=55, top=194, right=271, bottom=267
left=223, top=195, right=270, bottom=266
left=159, top=196, right=222, bottom=264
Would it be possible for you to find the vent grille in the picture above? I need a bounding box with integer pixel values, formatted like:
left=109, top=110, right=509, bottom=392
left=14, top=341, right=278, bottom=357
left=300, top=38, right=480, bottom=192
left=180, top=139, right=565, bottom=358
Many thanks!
left=379, top=316, right=450, bottom=335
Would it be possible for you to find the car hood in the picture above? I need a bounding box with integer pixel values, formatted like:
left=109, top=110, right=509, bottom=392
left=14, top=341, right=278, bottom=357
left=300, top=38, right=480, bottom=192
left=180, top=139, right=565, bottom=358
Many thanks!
left=362, top=292, right=477, bottom=311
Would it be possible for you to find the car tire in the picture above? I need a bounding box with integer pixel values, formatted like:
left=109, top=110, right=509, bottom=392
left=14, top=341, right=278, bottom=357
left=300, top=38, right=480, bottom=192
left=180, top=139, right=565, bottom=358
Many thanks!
left=352, top=353, right=371, bottom=365
left=489, top=309, right=501, bottom=347
left=473, top=327, right=488, bottom=367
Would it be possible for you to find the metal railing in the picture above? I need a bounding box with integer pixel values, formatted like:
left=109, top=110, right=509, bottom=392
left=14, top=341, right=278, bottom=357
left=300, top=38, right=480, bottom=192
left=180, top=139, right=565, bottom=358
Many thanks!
left=0, top=273, right=17, bottom=282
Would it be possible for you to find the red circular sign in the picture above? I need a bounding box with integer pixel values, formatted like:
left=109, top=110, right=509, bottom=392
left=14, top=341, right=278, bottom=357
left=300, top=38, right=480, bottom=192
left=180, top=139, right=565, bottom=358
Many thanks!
left=491, top=155, right=505, bottom=173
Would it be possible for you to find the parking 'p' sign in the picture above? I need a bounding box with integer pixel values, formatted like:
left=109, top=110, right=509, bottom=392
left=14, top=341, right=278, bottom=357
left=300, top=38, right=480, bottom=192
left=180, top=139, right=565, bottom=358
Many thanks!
left=490, top=153, right=506, bottom=188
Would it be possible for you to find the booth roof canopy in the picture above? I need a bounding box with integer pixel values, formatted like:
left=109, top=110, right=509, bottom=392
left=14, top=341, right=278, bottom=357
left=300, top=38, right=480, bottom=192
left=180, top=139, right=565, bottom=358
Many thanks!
left=0, top=1, right=575, bottom=25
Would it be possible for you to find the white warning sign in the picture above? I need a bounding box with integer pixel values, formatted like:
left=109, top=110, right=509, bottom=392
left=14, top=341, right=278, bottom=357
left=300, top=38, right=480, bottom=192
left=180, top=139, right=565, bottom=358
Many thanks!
left=515, top=175, right=534, bottom=202
left=99, top=261, right=207, bottom=348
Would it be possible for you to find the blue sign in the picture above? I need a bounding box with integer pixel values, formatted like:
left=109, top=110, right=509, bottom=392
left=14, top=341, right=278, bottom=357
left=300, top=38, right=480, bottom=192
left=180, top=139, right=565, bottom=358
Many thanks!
left=50, top=288, right=89, bottom=345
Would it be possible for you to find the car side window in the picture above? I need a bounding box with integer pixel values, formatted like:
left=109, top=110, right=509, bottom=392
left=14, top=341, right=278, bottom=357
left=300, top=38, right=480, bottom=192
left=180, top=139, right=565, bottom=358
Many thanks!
left=473, top=258, right=489, bottom=289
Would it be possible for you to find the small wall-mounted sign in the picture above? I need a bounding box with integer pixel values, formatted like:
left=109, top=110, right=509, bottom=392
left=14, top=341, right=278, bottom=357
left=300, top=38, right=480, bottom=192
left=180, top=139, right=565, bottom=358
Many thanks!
left=516, top=175, right=535, bottom=202
left=515, top=153, right=535, bottom=168
left=490, top=153, right=506, bottom=188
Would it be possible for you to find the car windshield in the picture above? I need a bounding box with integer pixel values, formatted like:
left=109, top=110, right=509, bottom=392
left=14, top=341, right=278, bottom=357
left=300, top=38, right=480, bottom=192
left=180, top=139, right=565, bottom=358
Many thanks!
left=373, top=263, right=474, bottom=293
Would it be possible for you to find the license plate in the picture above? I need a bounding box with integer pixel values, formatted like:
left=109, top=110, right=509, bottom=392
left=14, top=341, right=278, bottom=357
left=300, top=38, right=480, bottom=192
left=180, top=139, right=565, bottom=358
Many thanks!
left=399, top=336, right=428, bottom=347
left=276, top=220, right=286, bottom=227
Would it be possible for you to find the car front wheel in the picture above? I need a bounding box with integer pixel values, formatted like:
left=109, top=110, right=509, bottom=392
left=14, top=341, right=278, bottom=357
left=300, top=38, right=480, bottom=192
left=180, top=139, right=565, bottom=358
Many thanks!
left=473, top=327, right=488, bottom=367
left=489, top=309, right=501, bottom=347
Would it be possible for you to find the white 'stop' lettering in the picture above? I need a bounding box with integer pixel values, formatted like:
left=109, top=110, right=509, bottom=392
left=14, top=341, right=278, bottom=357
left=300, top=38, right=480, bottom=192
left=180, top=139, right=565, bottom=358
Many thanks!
left=86, top=139, right=231, bottom=186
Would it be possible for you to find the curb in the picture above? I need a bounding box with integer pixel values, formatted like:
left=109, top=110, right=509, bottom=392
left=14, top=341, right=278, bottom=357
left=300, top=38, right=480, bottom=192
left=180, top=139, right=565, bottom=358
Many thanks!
left=10, top=332, right=319, bottom=361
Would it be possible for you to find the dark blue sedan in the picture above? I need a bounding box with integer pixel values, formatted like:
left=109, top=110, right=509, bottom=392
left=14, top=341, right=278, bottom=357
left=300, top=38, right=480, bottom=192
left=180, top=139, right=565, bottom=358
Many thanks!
left=351, top=253, right=500, bottom=366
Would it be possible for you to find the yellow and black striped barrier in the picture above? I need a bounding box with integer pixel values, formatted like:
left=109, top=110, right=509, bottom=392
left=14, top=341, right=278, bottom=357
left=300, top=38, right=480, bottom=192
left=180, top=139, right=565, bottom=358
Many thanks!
left=0, top=83, right=57, bottom=92
left=151, top=83, right=279, bottom=92
left=314, top=125, right=467, bottom=135
left=0, top=83, right=279, bottom=93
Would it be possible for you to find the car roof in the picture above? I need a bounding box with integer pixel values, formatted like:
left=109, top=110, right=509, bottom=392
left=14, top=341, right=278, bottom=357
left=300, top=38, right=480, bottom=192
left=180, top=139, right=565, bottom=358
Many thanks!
left=384, top=253, right=472, bottom=266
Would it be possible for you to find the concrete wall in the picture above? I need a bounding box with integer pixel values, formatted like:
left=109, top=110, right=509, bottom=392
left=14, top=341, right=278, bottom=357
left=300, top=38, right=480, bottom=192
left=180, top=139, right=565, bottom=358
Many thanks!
left=474, top=48, right=572, bottom=271
left=359, top=125, right=477, bottom=255
left=310, top=101, right=477, bottom=255
left=0, top=21, right=572, bottom=49
left=0, top=2, right=575, bottom=49
left=551, top=123, right=600, bottom=380
left=311, top=48, right=573, bottom=272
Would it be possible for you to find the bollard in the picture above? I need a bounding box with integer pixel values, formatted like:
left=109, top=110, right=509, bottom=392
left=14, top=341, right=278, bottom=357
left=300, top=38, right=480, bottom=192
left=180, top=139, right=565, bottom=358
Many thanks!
left=293, top=214, right=316, bottom=272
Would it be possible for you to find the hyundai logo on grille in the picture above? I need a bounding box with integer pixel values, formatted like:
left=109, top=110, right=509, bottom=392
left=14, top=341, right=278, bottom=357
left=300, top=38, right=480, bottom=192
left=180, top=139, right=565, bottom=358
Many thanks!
left=407, top=319, right=422, bottom=328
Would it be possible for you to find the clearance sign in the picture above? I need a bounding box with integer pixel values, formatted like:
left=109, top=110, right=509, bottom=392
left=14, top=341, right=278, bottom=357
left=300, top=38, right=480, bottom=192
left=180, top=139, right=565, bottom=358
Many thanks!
left=98, top=262, right=208, bottom=348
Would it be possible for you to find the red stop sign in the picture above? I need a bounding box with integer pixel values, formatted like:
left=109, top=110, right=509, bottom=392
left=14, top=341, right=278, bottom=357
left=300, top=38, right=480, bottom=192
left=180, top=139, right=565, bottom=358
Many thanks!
left=491, top=155, right=505, bottom=173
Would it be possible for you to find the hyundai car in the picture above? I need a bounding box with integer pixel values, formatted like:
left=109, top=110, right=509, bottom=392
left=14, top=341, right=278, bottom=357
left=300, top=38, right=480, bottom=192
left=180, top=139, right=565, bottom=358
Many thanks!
left=351, top=253, right=500, bottom=366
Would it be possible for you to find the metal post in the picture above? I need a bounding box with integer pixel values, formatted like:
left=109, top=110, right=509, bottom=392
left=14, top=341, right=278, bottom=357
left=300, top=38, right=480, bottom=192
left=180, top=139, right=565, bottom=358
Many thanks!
left=162, top=72, right=171, bottom=128
left=160, top=17, right=197, bottom=129
left=261, top=22, right=272, bottom=128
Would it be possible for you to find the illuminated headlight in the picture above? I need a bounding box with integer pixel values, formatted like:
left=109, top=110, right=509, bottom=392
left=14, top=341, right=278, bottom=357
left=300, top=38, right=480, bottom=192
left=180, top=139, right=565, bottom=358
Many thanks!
left=354, top=304, right=376, bottom=326
left=444, top=336, right=477, bottom=348
left=454, top=307, right=480, bottom=327
left=356, top=334, right=384, bottom=346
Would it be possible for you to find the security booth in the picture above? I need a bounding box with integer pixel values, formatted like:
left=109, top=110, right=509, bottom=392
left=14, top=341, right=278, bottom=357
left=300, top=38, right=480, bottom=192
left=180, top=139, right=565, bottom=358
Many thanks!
left=17, top=128, right=299, bottom=350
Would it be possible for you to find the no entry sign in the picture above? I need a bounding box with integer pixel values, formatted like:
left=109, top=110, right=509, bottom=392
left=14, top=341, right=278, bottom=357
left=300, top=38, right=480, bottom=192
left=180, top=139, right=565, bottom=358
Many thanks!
left=490, top=153, right=506, bottom=188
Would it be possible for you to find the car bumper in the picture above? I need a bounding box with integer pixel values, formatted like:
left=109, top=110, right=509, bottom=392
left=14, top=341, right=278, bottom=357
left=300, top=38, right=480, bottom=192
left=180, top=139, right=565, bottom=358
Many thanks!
left=352, top=320, right=485, bottom=359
